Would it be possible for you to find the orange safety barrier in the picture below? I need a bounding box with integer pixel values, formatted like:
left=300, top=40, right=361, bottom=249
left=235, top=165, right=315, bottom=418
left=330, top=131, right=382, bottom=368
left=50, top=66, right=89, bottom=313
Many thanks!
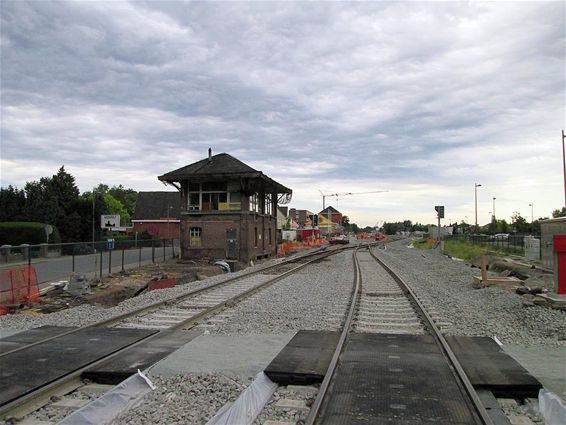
left=0, top=265, right=40, bottom=314
left=148, top=277, right=177, bottom=291
left=278, top=239, right=325, bottom=256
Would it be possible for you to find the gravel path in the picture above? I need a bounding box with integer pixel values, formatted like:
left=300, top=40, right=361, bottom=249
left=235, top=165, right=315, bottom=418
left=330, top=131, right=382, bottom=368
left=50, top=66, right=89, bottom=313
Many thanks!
left=203, top=250, right=353, bottom=335
left=100, top=250, right=353, bottom=425
left=0, top=257, right=285, bottom=333
left=373, top=240, right=566, bottom=347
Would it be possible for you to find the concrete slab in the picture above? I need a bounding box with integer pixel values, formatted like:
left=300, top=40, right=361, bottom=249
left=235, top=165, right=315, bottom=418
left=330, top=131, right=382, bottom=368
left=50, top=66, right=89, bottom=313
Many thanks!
left=0, top=328, right=23, bottom=339
left=503, top=344, right=566, bottom=400
left=149, top=333, right=296, bottom=380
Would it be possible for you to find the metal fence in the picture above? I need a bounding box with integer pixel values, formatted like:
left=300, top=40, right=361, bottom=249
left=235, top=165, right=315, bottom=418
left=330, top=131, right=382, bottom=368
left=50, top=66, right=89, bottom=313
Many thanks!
left=0, top=238, right=180, bottom=286
left=443, top=233, right=540, bottom=257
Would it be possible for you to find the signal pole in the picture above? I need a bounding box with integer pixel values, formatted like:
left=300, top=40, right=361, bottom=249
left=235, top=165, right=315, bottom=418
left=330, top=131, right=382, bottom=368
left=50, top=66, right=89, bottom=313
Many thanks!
left=562, top=130, right=565, bottom=208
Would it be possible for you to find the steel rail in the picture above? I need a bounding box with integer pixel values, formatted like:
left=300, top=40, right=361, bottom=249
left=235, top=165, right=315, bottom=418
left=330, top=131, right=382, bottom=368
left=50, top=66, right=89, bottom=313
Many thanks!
left=304, top=244, right=364, bottom=424
left=0, top=248, right=347, bottom=419
left=0, top=245, right=344, bottom=358
left=367, top=246, right=494, bottom=425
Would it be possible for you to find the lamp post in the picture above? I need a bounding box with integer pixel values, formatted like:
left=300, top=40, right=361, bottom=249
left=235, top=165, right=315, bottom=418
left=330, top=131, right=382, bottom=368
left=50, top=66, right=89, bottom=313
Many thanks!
left=92, top=189, right=96, bottom=250
left=492, top=197, right=496, bottom=222
left=474, top=183, right=482, bottom=231
left=528, top=203, right=534, bottom=224
left=562, top=130, right=565, bottom=208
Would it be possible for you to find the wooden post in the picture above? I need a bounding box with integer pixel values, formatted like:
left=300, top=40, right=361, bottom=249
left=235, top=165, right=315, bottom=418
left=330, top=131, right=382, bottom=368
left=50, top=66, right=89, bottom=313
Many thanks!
left=481, top=254, right=488, bottom=286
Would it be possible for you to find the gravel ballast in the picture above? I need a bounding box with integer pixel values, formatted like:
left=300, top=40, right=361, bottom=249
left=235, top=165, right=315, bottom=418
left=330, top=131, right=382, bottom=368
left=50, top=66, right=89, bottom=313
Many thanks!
left=7, top=241, right=564, bottom=424
left=373, top=240, right=566, bottom=347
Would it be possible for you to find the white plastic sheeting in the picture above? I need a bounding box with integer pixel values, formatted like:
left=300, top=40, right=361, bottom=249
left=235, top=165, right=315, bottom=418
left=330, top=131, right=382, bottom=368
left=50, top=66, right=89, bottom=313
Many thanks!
left=214, top=260, right=231, bottom=273
left=206, top=372, right=277, bottom=425
left=57, top=370, right=156, bottom=425
left=539, top=389, right=566, bottom=425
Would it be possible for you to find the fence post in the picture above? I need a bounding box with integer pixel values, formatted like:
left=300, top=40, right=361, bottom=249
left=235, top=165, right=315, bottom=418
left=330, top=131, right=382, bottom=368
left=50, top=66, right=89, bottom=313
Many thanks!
left=122, top=248, right=125, bottom=272
left=139, top=245, right=142, bottom=268
left=27, top=245, right=32, bottom=287
left=171, top=239, right=174, bottom=258
left=72, top=252, right=75, bottom=272
left=108, top=248, right=112, bottom=274
left=163, top=242, right=166, bottom=261
left=99, top=250, right=103, bottom=279
left=151, top=239, right=155, bottom=263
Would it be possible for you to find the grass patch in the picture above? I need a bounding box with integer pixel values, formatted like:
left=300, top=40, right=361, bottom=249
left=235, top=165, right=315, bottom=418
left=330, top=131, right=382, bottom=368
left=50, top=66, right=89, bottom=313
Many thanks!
left=443, top=239, right=487, bottom=261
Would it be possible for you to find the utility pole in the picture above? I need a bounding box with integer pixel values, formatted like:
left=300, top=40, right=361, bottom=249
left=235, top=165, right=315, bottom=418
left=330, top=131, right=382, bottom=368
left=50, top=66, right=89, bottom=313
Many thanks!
left=562, top=130, right=566, bottom=208
left=474, top=183, right=482, bottom=231
left=92, top=190, right=96, bottom=250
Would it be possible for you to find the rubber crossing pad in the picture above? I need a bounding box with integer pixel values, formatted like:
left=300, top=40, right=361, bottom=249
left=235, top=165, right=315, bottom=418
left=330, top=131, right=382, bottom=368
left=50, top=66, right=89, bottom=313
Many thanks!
left=264, top=330, right=340, bottom=385
left=82, top=329, right=202, bottom=384
left=318, top=333, right=479, bottom=425
left=0, top=326, right=76, bottom=354
left=0, top=327, right=156, bottom=407
left=446, top=336, right=542, bottom=398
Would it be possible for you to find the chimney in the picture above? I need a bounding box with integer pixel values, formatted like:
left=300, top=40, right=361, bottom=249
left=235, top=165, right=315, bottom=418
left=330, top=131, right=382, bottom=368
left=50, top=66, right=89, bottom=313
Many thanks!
left=208, top=148, right=212, bottom=162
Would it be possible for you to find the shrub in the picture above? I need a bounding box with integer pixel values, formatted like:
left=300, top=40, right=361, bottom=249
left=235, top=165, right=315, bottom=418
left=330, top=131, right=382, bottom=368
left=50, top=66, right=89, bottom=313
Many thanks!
left=0, top=222, right=61, bottom=246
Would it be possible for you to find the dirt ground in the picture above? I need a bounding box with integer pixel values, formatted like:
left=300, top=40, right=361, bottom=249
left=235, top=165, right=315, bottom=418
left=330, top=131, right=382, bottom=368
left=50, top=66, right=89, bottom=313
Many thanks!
left=37, top=259, right=227, bottom=313
left=466, top=252, right=556, bottom=292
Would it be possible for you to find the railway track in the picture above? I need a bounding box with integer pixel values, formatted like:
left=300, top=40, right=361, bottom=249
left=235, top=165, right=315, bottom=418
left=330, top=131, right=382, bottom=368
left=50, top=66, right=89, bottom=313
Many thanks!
left=3, top=241, right=538, bottom=424
left=0, top=245, right=351, bottom=421
left=301, top=244, right=494, bottom=425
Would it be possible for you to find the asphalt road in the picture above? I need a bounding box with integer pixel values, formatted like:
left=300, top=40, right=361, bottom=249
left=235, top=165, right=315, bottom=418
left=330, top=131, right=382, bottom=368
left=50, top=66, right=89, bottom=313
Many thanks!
left=2, top=244, right=178, bottom=289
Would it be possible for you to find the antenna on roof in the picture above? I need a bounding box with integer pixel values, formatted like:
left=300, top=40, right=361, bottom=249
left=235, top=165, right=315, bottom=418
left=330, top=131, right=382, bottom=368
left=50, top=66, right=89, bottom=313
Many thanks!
left=208, top=147, right=212, bottom=162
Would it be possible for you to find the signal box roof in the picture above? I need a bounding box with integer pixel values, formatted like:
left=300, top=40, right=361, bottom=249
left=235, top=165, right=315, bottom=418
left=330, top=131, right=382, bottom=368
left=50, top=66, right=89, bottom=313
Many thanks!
left=159, top=152, right=291, bottom=194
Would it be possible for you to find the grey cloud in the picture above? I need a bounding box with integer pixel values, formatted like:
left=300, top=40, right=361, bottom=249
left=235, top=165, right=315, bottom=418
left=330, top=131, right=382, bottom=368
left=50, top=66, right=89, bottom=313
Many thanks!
left=1, top=1, right=564, bottom=223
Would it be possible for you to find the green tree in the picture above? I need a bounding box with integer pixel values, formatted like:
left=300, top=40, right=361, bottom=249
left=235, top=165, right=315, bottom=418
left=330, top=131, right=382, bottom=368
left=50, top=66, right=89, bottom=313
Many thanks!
left=108, top=185, right=137, bottom=221
left=24, top=178, right=59, bottom=226
left=552, top=207, right=566, bottom=218
left=511, top=213, right=529, bottom=233
left=103, top=194, right=131, bottom=224
left=0, top=185, right=26, bottom=221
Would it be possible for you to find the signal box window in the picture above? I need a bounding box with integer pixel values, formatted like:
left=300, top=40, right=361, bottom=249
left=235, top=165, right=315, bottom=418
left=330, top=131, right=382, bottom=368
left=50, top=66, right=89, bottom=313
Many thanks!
left=190, top=227, right=202, bottom=247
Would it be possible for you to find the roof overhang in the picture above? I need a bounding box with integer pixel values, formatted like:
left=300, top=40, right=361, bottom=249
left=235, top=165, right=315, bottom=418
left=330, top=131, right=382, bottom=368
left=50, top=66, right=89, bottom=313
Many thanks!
left=158, top=171, right=292, bottom=195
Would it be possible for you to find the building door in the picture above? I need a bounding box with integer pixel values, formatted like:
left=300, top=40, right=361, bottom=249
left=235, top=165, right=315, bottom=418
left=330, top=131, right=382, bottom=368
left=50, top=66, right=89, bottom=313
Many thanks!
left=226, top=228, right=237, bottom=259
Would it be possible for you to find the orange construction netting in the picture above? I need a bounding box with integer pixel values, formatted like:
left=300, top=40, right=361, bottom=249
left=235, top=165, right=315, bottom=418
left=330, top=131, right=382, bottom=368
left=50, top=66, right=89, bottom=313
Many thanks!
left=0, top=265, right=40, bottom=314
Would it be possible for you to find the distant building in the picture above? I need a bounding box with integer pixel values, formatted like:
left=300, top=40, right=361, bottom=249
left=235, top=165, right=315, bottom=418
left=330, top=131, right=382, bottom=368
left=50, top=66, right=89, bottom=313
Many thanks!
left=540, top=217, right=566, bottom=269
left=289, top=208, right=316, bottom=228
left=158, top=150, right=292, bottom=262
left=132, top=192, right=180, bottom=240
left=319, top=206, right=342, bottom=224
left=318, top=206, right=343, bottom=234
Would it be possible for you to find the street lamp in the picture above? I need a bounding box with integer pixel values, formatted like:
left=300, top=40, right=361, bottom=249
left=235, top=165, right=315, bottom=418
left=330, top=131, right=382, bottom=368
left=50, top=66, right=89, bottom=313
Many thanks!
left=528, top=203, right=534, bottom=223
left=474, top=183, right=482, bottom=230
left=92, top=189, right=96, bottom=250
left=492, top=197, right=496, bottom=222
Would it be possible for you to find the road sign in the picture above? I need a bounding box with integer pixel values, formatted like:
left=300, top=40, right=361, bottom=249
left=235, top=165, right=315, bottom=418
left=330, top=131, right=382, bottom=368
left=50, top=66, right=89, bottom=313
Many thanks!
left=101, top=215, right=120, bottom=229
left=434, top=206, right=445, bottom=219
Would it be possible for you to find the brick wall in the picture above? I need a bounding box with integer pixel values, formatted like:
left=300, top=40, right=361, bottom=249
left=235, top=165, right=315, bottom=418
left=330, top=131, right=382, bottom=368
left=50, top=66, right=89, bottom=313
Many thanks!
left=180, top=212, right=276, bottom=262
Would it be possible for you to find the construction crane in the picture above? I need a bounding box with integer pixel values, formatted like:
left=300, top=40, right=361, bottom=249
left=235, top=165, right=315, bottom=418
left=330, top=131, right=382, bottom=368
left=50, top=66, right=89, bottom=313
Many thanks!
left=319, top=190, right=388, bottom=210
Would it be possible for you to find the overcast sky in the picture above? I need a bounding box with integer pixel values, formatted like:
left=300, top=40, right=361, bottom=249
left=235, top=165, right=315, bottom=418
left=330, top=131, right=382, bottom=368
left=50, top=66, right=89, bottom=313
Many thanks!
left=1, top=1, right=564, bottom=227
